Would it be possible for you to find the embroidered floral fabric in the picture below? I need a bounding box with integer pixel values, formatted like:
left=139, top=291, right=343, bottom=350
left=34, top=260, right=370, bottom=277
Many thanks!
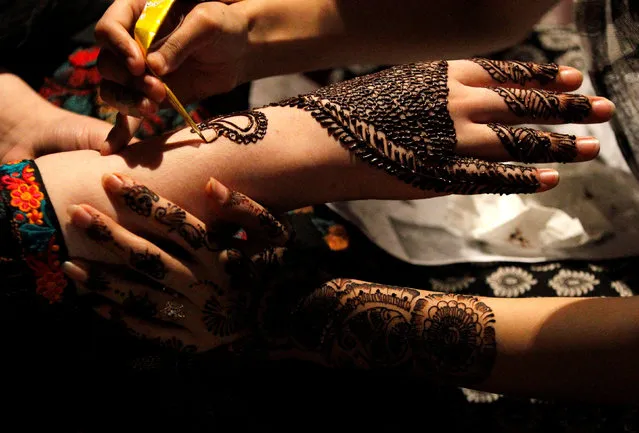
left=0, top=159, right=71, bottom=303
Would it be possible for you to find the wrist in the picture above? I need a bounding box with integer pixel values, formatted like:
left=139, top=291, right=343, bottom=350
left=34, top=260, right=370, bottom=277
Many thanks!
left=237, top=0, right=343, bottom=81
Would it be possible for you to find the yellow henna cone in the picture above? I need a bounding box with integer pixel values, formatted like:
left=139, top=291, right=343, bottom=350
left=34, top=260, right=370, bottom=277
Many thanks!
left=134, top=0, right=208, bottom=142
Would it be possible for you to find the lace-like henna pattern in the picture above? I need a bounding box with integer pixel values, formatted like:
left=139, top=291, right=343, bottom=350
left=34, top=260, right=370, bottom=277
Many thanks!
left=412, top=293, right=496, bottom=384
left=491, top=87, right=592, bottom=122
left=471, top=58, right=559, bottom=85
left=488, top=123, right=578, bottom=162
left=273, top=62, right=540, bottom=194
left=195, top=111, right=268, bottom=145
left=291, top=279, right=497, bottom=383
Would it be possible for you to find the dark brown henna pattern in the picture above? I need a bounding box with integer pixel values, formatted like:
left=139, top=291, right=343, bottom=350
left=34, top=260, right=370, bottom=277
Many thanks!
left=154, top=202, right=219, bottom=252
left=122, top=184, right=159, bottom=217
left=198, top=280, right=250, bottom=337
left=491, top=87, right=592, bottom=122
left=195, top=111, right=268, bottom=144
left=290, top=279, right=497, bottom=383
left=85, top=268, right=111, bottom=291
left=274, top=62, right=540, bottom=194
left=471, top=58, right=559, bottom=85
left=412, top=294, right=496, bottom=383
left=488, top=123, right=578, bottom=163
left=225, top=191, right=286, bottom=240
left=129, top=249, right=166, bottom=280
left=86, top=214, right=114, bottom=244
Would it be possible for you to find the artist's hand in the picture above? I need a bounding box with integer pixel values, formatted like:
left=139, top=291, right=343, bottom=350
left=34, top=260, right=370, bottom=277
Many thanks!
left=0, top=71, right=116, bottom=163
left=62, top=172, right=290, bottom=352
left=95, top=0, right=249, bottom=154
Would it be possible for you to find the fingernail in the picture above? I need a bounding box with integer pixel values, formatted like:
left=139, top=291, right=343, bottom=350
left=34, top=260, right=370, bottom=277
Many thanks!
left=102, top=173, right=124, bottom=191
left=68, top=204, right=93, bottom=229
left=100, top=141, right=111, bottom=156
left=61, top=261, right=88, bottom=282
left=206, top=177, right=229, bottom=204
left=576, top=137, right=600, bottom=156
left=139, top=97, right=158, bottom=115
left=558, top=67, right=582, bottom=83
left=539, top=169, right=559, bottom=187
left=592, top=98, right=616, bottom=116
left=147, top=52, right=166, bottom=75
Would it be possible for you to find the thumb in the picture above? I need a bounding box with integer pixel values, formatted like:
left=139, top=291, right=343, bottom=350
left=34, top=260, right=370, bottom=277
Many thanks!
left=146, top=6, right=218, bottom=76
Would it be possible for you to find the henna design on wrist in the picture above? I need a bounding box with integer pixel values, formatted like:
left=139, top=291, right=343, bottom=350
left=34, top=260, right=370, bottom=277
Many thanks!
left=488, top=123, right=578, bottom=163
left=490, top=87, right=592, bottom=123
left=198, top=280, right=251, bottom=337
left=290, top=279, right=497, bottom=384
left=471, top=58, right=559, bottom=85
left=194, top=111, right=268, bottom=144
left=129, top=249, right=167, bottom=280
left=123, top=184, right=160, bottom=217
left=274, top=62, right=540, bottom=194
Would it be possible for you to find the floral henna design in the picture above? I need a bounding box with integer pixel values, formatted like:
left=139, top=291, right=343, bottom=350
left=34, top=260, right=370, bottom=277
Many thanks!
left=412, top=293, right=496, bottom=383
left=129, top=249, right=167, bottom=280
left=86, top=213, right=114, bottom=244
left=195, top=111, right=268, bottom=144
left=85, top=267, right=111, bottom=291
left=274, top=62, right=540, bottom=194
left=488, top=123, right=578, bottom=163
left=154, top=202, right=220, bottom=252
left=122, top=184, right=159, bottom=217
left=198, top=280, right=251, bottom=337
left=471, top=58, right=559, bottom=85
left=490, top=87, right=592, bottom=123
left=290, top=279, right=497, bottom=383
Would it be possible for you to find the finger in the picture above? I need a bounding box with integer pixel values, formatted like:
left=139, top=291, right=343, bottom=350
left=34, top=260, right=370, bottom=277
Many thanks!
left=95, top=0, right=147, bottom=76
left=100, top=113, right=144, bottom=155
left=468, top=87, right=615, bottom=124
left=452, top=59, right=583, bottom=91
left=99, top=80, right=159, bottom=117
left=102, top=173, right=222, bottom=261
left=456, top=123, right=600, bottom=163
left=146, top=2, right=225, bottom=76
left=413, top=157, right=560, bottom=194
left=93, top=304, right=201, bottom=350
left=67, top=203, right=197, bottom=290
left=62, top=260, right=196, bottom=325
left=205, top=178, right=290, bottom=247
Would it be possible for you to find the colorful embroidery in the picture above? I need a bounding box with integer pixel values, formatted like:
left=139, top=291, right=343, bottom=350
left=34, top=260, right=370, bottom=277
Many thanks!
left=0, top=160, right=70, bottom=303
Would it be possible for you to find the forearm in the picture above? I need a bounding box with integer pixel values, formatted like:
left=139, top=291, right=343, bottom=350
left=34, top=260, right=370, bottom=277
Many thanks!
left=35, top=105, right=427, bottom=261
left=241, top=0, right=558, bottom=79
left=276, top=278, right=639, bottom=403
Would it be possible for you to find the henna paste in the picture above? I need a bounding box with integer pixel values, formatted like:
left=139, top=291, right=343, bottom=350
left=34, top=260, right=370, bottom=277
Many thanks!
left=274, top=62, right=540, bottom=194
left=194, top=111, right=267, bottom=144
left=488, top=123, right=578, bottom=162
left=491, top=87, right=592, bottom=123
left=198, top=280, right=250, bottom=337
left=471, top=58, right=559, bottom=85
left=154, top=202, right=218, bottom=251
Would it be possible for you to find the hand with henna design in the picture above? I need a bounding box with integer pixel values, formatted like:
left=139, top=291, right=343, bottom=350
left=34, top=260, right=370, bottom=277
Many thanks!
left=61, top=173, right=290, bottom=352
left=269, top=59, right=611, bottom=195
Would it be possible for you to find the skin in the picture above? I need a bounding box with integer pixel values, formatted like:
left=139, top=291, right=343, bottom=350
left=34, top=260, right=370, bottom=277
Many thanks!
left=94, top=0, right=562, bottom=147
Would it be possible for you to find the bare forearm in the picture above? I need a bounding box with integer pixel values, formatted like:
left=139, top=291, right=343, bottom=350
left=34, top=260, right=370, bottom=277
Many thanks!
left=276, top=278, right=639, bottom=403
left=241, top=0, right=558, bottom=79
